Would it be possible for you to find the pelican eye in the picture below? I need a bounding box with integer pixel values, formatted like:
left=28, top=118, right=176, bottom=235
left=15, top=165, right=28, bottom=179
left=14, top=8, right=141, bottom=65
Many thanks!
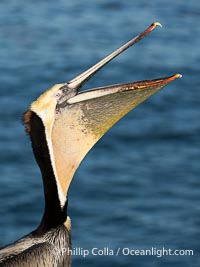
left=55, top=93, right=60, bottom=98
left=55, top=90, right=63, bottom=99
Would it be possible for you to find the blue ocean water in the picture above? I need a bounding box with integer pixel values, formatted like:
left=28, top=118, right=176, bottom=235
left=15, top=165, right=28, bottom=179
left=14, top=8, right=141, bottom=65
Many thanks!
left=0, top=0, right=199, bottom=266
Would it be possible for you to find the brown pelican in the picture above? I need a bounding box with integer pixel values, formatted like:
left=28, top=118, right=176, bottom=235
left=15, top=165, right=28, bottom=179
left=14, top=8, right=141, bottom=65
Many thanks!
left=0, top=22, right=181, bottom=266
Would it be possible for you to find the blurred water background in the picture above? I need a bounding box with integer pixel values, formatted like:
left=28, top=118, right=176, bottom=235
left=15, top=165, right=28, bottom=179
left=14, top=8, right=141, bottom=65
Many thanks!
left=0, top=1, right=199, bottom=266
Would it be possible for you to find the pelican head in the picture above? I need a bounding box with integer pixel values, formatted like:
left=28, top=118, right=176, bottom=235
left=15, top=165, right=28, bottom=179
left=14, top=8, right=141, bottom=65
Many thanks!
left=24, top=22, right=181, bottom=209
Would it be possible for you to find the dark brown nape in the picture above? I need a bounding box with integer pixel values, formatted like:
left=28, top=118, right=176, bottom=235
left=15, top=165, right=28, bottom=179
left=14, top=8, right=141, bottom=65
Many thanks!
left=23, top=110, right=68, bottom=235
left=23, top=110, right=33, bottom=135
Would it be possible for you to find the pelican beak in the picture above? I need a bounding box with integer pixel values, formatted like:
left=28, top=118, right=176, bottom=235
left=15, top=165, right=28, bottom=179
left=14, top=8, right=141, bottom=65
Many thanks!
left=67, top=22, right=163, bottom=91
left=51, top=22, right=181, bottom=197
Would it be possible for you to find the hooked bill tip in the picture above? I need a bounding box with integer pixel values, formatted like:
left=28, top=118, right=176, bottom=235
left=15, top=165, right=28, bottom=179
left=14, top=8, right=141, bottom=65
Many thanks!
left=175, top=73, right=182, bottom=79
left=166, top=73, right=182, bottom=83
left=153, top=21, right=162, bottom=28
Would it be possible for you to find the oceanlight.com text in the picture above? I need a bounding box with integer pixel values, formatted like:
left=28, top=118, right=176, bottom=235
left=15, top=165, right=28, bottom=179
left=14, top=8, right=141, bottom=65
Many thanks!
left=60, top=247, right=194, bottom=258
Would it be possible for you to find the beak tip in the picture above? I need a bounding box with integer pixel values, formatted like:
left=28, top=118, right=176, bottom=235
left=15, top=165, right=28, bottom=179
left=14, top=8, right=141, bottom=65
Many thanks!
left=163, top=73, right=182, bottom=84
left=153, top=21, right=162, bottom=28
left=175, top=73, right=182, bottom=79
